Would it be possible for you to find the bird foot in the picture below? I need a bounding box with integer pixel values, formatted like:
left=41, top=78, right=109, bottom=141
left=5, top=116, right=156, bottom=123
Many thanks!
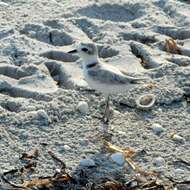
left=102, top=116, right=109, bottom=124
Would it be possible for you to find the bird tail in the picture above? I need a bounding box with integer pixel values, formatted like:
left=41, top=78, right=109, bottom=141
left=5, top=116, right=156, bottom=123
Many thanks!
left=132, top=77, right=156, bottom=88
left=128, top=75, right=152, bottom=84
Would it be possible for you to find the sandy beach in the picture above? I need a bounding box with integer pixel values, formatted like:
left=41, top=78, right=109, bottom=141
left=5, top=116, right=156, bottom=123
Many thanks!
left=0, top=0, right=190, bottom=189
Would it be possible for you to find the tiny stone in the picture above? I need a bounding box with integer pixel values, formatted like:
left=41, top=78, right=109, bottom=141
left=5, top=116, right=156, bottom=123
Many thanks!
left=77, top=101, right=89, bottom=114
left=110, top=152, right=125, bottom=166
left=7, top=101, right=19, bottom=112
left=151, top=123, right=165, bottom=135
left=172, top=134, right=185, bottom=143
left=158, top=108, right=162, bottom=112
left=29, top=109, right=50, bottom=125
left=63, top=145, right=71, bottom=151
left=37, top=109, right=48, bottom=119
left=55, top=168, right=61, bottom=173
left=153, top=157, right=165, bottom=167
left=36, top=109, right=50, bottom=124
left=79, top=158, right=95, bottom=167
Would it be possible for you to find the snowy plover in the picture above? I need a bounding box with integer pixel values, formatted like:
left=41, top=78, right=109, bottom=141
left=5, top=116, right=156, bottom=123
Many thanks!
left=68, top=42, right=149, bottom=122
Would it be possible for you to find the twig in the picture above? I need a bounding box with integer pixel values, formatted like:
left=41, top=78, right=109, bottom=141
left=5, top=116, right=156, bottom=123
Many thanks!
left=48, top=150, right=66, bottom=172
left=104, top=142, right=157, bottom=177
left=1, top=169, right=27, bottom=189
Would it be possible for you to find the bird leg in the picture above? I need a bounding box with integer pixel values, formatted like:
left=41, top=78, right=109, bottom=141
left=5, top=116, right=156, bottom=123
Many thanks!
left=103, top=95, right=110, bottom=123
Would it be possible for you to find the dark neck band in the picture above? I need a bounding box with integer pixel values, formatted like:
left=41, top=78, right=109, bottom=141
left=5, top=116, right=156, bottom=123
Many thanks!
left=86, top=62, right=97, bottom=68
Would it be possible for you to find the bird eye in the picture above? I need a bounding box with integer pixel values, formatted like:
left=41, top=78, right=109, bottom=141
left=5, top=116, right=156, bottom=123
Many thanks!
left=81, top=48, right=88, bottom=52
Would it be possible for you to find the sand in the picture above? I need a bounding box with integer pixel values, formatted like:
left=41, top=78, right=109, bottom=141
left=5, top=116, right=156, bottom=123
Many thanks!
left=0, top=0, right=190, bottom=189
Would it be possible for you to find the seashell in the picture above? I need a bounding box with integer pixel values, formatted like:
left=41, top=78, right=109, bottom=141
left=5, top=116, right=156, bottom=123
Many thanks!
left=136, top=94, right=156, bottom=110
left=172, top=134, right=185, bottom=143
left=63, top=145, right=71, bottom=151
left=151, top=123, right=166, bottom=135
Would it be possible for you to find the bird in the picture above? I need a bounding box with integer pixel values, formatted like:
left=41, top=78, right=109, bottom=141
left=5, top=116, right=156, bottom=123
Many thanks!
left=68, top=42, right=150, bottom=123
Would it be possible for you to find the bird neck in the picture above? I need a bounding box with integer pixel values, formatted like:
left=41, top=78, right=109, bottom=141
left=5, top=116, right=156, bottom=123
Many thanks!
left=82, top=55, right=99, bottom=67
left=86, top=62, right=98, bottom=68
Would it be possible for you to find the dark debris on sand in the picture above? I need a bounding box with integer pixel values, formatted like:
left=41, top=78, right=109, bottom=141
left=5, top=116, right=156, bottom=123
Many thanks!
left=1, top=148, right=190, bottom=190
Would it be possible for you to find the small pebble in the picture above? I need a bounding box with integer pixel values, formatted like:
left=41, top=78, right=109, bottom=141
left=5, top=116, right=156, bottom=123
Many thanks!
left=77, top=101, right=89, bottom=114
left=79, top=158, right=95, bottom=167
left=63, top=145, right=71, bottom=151
left=110, top=152, right=125, bottom=166
left=151, top=123, right=165, bottom=135
left=158, top=108, right=162, bottom=112
left=153, top=157, right=165, bottom=167
left=7, top=101, right=20, bottom=112
left=55, top=168, right=61, bottom=173
left=36, top=109, right=48, bottom=118
left=29, top=109, right=50, bottom=125
left=37, top=109, right=50, bottom=124
left=172, top=134, right=185, bottom=143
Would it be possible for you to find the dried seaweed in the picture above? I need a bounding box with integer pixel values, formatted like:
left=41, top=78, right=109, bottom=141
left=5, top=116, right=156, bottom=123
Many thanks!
left=20, top=162, right=37, bottom=173
left=1, top=149, right=188, bottom=190
left=165, top=38, right=181, bottom=54
left=20, top=149, right=40, bottom=160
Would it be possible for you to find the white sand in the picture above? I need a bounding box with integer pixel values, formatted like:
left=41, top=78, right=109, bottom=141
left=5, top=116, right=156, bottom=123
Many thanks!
left=0, top=0, right=190, bottom=189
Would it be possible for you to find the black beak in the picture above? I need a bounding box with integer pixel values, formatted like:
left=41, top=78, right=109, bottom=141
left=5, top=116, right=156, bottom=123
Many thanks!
left=67, top=49, right=77, bottom=54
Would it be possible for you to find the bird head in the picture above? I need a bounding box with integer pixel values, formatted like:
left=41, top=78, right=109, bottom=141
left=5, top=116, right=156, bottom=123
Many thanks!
left=68, top=42, right=98, bottom=63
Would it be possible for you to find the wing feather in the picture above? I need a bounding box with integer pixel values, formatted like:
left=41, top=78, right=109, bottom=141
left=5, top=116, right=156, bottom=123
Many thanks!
left=87, top=64, right=148, bottom=85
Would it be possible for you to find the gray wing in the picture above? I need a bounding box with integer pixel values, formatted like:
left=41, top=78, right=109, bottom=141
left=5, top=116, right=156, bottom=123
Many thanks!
left=88, top=66, right=148, bottom=85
